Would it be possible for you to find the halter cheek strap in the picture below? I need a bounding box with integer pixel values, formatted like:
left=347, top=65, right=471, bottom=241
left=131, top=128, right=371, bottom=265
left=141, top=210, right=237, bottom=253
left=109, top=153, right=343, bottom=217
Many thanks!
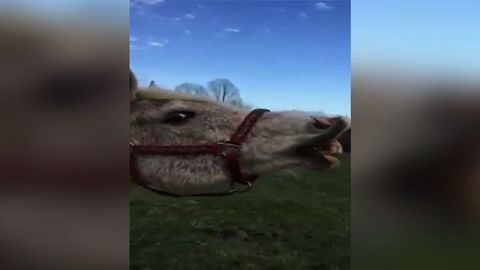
left=129, top=108, right=270, bottom=196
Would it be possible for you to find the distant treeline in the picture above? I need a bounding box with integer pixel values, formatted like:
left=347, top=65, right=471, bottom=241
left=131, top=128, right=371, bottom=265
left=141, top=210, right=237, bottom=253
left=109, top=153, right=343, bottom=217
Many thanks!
left=149, top=78, right=251, bottom=109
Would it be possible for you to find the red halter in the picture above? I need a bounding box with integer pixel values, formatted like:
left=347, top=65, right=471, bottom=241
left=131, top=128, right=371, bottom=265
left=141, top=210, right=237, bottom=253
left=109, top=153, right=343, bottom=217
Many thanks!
left=130, top=108, right=270, bottom=196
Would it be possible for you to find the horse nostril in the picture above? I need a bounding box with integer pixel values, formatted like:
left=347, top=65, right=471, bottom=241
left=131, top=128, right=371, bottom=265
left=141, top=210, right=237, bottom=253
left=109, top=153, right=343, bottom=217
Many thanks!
left=311, top=116, right=331, bottom=129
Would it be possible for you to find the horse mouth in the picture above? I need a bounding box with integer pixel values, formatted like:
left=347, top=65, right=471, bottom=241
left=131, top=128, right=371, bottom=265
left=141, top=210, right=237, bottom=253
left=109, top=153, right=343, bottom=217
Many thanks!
left=295, top=141, right=341, bottom=168
left=295, top=116, right=349, bottom=168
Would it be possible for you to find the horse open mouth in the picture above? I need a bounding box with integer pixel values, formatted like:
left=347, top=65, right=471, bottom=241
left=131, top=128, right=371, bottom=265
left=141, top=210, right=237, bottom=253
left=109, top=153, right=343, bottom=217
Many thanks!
left=295, top=141, right=342, bottom=167
left=295, top=116, right=349, bottom=168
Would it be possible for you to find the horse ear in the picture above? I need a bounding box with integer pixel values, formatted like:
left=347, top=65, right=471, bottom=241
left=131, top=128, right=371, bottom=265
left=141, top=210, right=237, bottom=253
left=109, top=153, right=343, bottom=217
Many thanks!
left=130, top=69, right=138, bottom=102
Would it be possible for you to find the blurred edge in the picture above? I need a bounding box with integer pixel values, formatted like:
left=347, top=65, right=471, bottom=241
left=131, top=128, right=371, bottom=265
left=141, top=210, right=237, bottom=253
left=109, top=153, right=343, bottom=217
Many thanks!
left=0, top=2, right=129, bottom=270
left=352, top=1, right=480, bottom=270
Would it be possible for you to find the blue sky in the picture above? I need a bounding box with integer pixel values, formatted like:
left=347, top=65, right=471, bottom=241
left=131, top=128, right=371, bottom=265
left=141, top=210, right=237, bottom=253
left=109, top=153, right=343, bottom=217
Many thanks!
left=353, top=0, right=479, bottom=80
left=130, top=0, right=351, bottom=116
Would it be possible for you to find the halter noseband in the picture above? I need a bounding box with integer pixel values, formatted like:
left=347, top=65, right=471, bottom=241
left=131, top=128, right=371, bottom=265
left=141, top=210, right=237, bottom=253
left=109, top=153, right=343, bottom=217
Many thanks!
left=130, top=108, right=270, bottom=196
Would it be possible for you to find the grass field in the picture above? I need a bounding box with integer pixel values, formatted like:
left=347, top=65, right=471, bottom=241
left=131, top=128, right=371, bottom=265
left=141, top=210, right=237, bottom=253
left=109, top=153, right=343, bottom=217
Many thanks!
left=130, top=155, right=350, bottom=270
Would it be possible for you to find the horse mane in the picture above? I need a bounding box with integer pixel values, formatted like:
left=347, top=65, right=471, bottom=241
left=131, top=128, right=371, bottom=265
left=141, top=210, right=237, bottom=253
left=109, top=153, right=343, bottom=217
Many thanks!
left=135, top=87, right=209, bottom=102
left=134, top=86, right=241, bottom=111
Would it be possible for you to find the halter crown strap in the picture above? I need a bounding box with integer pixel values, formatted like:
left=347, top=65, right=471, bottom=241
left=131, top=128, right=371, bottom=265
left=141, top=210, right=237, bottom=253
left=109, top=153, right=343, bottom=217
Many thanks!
left=229, top=108, right=270, bottom=145
left=220, top=108, right=270, bottom=185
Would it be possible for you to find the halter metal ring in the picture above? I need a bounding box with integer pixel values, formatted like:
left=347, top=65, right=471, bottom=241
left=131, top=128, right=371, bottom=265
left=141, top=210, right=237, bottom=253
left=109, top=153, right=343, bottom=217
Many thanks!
left=216, top=140, right=241, bottom=157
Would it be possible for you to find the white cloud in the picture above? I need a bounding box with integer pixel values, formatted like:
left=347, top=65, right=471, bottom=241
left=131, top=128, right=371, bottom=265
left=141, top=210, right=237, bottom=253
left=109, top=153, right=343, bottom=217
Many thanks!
left=184, top=29, right=191, bottom=34
left=315, top=2, right=333, bottom=11
left=224, top=27, right=240, bottom=33
left=130, top=36, right=137, bottom=42
left=173, top=17, right=181, bottom=21
left=134, top=0, right=164, bottom=5
left=299, top=12, right=308, bottom=18
left=184, top=13, right=195, bottom=19
left=148, top=41, right=164, bottom=47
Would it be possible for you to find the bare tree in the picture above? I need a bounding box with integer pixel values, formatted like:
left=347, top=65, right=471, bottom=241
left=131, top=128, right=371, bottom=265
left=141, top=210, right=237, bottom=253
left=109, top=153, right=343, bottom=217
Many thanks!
left=174, top=79, right=248, bottom=109
left=174, top=83, right=210, bottom=97
left=207, top=79, right=241, bottom=103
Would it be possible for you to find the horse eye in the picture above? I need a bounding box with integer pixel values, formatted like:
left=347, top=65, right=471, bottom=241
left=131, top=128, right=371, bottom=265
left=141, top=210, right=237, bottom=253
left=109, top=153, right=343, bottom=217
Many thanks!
left=163, top=110, right=196, bottom=124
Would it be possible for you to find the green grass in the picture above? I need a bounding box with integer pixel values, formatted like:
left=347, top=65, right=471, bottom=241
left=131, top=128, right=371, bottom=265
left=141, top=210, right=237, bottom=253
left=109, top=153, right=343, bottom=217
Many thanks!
left=130, top=155, right=350, bottom=270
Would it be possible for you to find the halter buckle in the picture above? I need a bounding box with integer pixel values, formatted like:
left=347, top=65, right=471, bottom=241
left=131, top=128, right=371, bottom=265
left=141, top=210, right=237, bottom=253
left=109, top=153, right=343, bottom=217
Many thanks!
left=216, top=140, right=241, bottom=157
